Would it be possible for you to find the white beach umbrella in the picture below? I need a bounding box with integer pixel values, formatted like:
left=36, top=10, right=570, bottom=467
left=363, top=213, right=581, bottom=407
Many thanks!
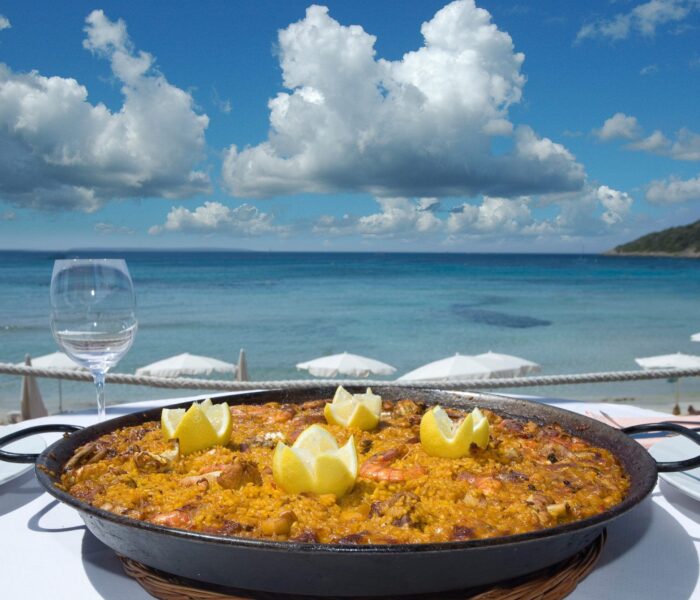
left=398, top=353, right=492, bottom=381
left=634, top=352, right=700, bottom=413
left=472, top=351, right=541, bottom=378
left=135, top=353, right=237, bottom=378
left=634, top=352, right=700, bottom=370
left=30, top=351, right=82, bottom=371
left=691, top=333, right=700, bottom=342
left=16, top=352, right=86, bottom=413
left=296, top=352, right=396, bottom=378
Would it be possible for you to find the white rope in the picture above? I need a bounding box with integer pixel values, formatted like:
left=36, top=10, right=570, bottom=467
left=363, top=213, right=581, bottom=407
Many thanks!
left=1, top=362, right=698, bottom=391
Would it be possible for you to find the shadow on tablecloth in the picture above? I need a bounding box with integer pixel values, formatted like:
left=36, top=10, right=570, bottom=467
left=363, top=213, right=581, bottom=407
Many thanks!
left=658, top=480, right=700, bottom=533
left=27, top=498, right=86, bottom=533
left=577, top=497, right=698, bottom=599
left=0, top=469, right=44, bottom=517
left=81, top=530, right=153, bottom=600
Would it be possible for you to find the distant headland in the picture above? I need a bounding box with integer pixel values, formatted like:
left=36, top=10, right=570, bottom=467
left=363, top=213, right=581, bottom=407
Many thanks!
left=605, top=220, right=700, bottom=258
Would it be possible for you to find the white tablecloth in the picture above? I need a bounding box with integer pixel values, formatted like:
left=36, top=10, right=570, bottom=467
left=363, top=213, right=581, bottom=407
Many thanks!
left=1, top=392, right=699, bottom=599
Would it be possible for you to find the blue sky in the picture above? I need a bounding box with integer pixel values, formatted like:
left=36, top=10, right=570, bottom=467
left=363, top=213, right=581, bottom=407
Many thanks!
left=1, top=0, right=699, bottom=252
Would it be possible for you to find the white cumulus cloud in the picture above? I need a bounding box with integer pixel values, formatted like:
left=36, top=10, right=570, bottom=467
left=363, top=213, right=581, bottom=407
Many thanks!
left=0, top=15, right=10, bottom=31
left=314, top=197, right=443, bottom=237
left=149, top=201, right=287, bottom=236
left=667, top=128, right=700, bottom=160
left=646, top=175, right=700, bottom=203
left=628, top=130, right=672, bottom=153
left=595, top=113, right=642, bottom=141
left=314, top=185, right=632, bottom=240
left=596, top=113, right=700, bottom=161
left=222, top=1, right=584, bottom=200
left=0, top=10, right=210, bottom=212
left=447, top=196, right=533, bottom=234
left=577, top=0, right=694, bottom=42
left=597, top=185, right=634, bottom=225
left=543, top=185, right=633, bottom=232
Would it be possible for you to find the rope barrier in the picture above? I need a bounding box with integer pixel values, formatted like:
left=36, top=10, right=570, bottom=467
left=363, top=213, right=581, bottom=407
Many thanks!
left=1, top=362, right=699, bottom=391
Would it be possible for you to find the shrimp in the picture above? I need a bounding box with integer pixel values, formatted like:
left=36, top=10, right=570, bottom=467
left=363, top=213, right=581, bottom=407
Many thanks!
left=456, top=471, right=503, bottom=495
left=359, top=446, right=428, bottom=482
left=150, top=509, right=192, bottom=528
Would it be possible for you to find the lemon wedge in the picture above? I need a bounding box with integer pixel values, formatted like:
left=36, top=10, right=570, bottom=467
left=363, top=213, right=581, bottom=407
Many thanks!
left=419, top=405, right=490, bottom=458
left=273, top=424, right=357, bottom=497
left=470, top=407, right=489, bottom=450
left=161, top=399, right=232, bottom=455
left=324, top=386, right=382, bottom=430
left=201, top=399, right=233, bottom=444
left=161, top=407, right=186, bottom=439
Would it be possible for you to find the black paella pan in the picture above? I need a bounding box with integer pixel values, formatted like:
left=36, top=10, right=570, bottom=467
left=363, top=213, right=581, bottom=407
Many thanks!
left=2, top=386, right=700, bottom=597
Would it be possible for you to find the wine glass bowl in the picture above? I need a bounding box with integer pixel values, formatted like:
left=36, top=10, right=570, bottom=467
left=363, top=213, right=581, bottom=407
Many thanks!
left=50, top=259, right=137, bottom=419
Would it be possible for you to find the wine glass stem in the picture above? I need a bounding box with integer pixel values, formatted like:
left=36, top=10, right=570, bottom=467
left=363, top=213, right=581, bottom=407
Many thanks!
left=93, top=371, right=106, bottom=421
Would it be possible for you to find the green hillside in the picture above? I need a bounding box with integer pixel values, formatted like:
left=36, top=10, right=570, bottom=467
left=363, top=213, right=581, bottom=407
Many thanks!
left=608, top=220, right=700, bottom=256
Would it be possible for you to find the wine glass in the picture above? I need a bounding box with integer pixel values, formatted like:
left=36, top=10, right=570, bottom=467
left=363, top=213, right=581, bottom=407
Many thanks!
left=50, top=259, right=137, bottom=420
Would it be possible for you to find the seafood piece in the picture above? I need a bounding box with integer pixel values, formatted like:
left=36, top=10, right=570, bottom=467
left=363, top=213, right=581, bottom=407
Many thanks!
left=451, top=525, right=476, bottom=541
left=369, top=491, right=421, bottom=528
left=500, top=446, right=523, bottom=462
left=231, top=403, right=296, bottom=424
left=150, top=509, right=192, bottom=528
left=134, top=441, right=179, bottom=473
left=244, top=431, right=286, bottom=449
left=336, top=531, right=370, bottom=545
left=64, top=442, right=109, bottom=470
left=495, top=470, right=529, bottom=483
left=180, top=471, right=222, bottom=487
left=359, top=446, right=427, bottom=482
left=300, top=400, right=326, bottom=410
left=150, top=498, right=204, bottom=529
left=69, top=480, right=104, bottom=503
left=217, top=459, right=262, bottom=490
left=181, top=459, right=262, bottom=490
left=456, top=472, right=503, bottom=495
left=260, top=511, right=297, bottom=537
left=393, top=399, right=424, bottom=417
left=98, top=502, right=140, bottom=519
left=290, top=529, right=320, bottom=543
left=525, top=493, right=557, bottom=526
left=290, top=412, right=326, bottom=427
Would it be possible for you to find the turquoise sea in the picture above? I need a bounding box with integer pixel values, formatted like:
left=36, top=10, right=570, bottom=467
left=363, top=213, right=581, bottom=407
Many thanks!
left=1, top=250, right=700, bottom=414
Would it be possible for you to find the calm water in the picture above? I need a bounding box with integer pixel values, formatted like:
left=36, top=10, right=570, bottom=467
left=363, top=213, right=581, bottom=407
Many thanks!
left=1, top=250, right=699, bottom=413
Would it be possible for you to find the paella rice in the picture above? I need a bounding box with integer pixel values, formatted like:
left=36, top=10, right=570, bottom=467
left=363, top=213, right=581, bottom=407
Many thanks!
left=59, top=397, right=630, bottom=544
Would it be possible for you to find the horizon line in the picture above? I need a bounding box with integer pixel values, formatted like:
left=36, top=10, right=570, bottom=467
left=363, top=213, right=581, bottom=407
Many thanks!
left=0, top=247, right=605, bottom=256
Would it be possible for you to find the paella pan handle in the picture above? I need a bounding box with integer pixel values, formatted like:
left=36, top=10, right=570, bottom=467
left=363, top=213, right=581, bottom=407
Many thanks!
left=0, top=424, right=83, bottom=464
left=622, top=423, right=700, bottom=472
